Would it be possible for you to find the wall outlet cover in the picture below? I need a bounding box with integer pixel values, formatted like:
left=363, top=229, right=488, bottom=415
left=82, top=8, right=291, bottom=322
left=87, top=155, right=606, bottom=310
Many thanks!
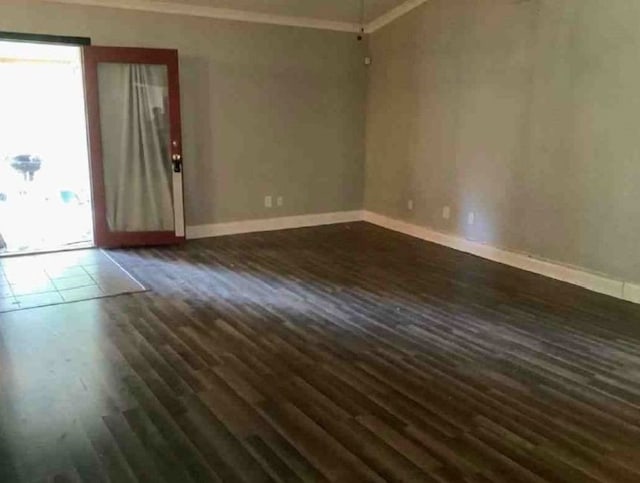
left=442, top=206, right=451, bottom=220
left=467, top=212, right=475, bottom=225
left=265, top=195, right=273, bottom=208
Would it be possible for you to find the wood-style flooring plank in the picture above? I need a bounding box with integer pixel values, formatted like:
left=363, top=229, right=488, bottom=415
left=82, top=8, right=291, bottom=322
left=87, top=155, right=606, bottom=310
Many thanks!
left=1, top=222, right=639, bottom=482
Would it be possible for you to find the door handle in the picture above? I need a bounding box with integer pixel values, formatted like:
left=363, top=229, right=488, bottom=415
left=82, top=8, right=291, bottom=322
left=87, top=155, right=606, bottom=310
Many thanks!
left=172, top=154, right=183, bottom=173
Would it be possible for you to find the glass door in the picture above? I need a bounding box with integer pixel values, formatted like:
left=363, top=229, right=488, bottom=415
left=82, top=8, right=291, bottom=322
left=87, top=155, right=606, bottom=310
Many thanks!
left=83, top=46, right=184, bottom=247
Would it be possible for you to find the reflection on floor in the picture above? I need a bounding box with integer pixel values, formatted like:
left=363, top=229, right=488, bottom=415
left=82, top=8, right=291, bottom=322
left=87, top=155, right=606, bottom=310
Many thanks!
left=0, top=249, right=145, bottom=312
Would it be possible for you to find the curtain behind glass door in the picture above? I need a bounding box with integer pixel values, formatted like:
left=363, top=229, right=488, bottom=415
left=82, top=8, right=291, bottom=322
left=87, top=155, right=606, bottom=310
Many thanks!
left=97, top=63, right=174, bottom=232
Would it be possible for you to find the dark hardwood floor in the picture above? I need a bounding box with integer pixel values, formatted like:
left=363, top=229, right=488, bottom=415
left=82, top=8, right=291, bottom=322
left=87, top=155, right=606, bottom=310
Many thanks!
left=1, top=222, right=640, bottom=482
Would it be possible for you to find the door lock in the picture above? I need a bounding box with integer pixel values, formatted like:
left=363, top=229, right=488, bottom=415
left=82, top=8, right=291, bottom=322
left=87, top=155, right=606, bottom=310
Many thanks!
left=171, top=153, right=183, bottom=173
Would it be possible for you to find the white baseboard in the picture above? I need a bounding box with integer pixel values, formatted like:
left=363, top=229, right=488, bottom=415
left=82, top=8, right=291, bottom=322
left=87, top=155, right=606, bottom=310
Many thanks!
left=186, top=208, right=638, bottom=305
left=186, top=210, right=364, bottom=239
left=363, top=210, right=639, bottom=305
left=623, top=282, right=640, bottom=304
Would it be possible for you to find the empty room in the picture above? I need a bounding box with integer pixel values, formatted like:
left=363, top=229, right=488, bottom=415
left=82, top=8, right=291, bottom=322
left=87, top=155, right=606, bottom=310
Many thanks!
left=0, top=0, right=639, bottom=481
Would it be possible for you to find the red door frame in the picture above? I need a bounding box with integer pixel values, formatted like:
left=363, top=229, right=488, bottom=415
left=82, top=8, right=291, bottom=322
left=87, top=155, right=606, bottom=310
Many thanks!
left=82, top=46, right=185, bottom=248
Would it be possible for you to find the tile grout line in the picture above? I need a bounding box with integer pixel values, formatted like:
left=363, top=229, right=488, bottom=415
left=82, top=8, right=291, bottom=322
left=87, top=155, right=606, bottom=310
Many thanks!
left=0, top=250, right=145, bottom=312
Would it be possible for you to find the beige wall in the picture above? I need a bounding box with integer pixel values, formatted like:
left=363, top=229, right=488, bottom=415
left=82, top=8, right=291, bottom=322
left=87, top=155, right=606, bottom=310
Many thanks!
left=0, top=0, right=366, bottom=226
left=4, top=0, right=637, bottom=285
left=366, top=0, right=640, bottom=284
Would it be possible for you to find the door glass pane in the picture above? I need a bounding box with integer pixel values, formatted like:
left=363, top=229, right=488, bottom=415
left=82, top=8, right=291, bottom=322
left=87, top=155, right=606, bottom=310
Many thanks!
left=97, top=62, right=174, bottom=232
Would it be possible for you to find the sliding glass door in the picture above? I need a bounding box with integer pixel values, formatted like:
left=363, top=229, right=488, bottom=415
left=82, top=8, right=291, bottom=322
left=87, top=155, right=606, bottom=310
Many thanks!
left=83, top=47, right=184, bottom=247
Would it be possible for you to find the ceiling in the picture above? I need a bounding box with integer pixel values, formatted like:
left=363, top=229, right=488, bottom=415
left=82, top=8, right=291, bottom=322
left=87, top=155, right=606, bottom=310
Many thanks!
left=148, top=0, right=407, bottom=24
left=45, top=0, right=423, bottom=32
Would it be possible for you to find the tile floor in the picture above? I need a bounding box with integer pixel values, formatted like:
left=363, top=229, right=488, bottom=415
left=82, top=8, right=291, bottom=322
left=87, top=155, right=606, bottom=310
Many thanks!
left=0, top=249, right=145, bottom=312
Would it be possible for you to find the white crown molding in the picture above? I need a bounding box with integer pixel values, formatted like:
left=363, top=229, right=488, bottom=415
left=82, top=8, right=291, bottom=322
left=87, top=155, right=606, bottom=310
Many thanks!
left=362, top=210, right=640, bottom=305
left=41, top=0, right=428, bottom=34
left=43, top=0, right=361, bottom=33
left=365, top=0, right=429, bottom=33
left=186, top=210, right=363, bottom=239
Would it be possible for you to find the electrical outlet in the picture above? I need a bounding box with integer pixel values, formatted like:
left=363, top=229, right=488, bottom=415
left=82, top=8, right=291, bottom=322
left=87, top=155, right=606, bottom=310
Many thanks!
left=264, top=195, right=273, bottom=208
left=442, top=206, right=451, bottom=220
left=407, top=200, right=414, bottom=211
left=467, top=212, right=475, bottom=225
left=276, top=196, right=283, bottom=207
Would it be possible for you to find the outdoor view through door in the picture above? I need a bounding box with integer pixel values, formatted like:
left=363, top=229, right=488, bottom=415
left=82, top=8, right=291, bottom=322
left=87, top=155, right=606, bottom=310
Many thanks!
left=0, top=41, right=93, bottom=254
left=0, top=42, right=184, bottom=254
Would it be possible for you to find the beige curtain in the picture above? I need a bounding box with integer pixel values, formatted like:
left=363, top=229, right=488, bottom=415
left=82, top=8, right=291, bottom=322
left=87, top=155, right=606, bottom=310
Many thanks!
left=98, top=63, right=174, bottom=232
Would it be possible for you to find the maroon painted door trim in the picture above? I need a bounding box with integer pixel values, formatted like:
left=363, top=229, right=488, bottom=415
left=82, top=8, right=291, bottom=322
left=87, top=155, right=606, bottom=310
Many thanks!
left=83, top=46, right=185, bottom=248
